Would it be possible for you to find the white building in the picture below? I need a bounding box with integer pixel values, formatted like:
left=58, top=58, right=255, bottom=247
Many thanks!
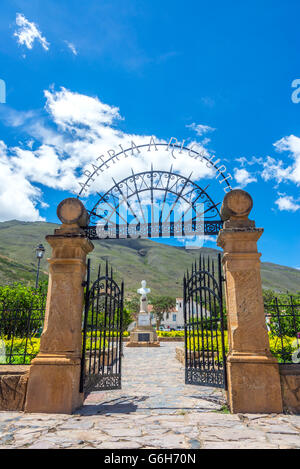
left=149, top=298, right=211, bottom=330
left=127, top=298, right=210, bottom=331
left=149, top=298, right=185, bottom=330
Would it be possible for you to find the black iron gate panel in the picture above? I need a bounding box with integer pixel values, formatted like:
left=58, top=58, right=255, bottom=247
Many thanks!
left=80, top=259, right=124, bottom=394
left=183, top=253, right=227, bottom=389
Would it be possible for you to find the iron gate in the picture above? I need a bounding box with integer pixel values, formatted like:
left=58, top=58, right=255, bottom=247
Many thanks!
left=80, top=259, right=124, bottom=394
left=183, top=253, right=227, bottom=388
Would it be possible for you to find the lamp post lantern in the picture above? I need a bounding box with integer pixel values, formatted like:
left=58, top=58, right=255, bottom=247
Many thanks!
left=35, top=244, right=45, bottom=289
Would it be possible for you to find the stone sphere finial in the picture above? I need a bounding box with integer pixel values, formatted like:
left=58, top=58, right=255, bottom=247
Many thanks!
left=220, top=189, right=253, bottom=221
left=57, top=198, right=89, bottom=227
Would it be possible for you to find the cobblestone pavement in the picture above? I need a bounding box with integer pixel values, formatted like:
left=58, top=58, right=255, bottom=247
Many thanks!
left=1, top=342, right=300, bottom=449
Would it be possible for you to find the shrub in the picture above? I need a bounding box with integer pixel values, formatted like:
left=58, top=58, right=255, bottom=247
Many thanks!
left=264, top=294, right=300, bottom=338
left=2, top=328, right=297, bottom=365
left=0, top=282, right=46, bottom=338
left=187, top=331, right=229, bottom=362
left=1, top=337, right=40, bottom=364
left=156, top=330, right=185, bottom=337
left=268, top=333, right=297, bottom=363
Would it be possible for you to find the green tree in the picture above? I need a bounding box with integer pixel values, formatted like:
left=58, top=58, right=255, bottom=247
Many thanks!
left=124, top=294, right=140, bottom=320
left=121, top=307, right=134, bottom=332
left=86, top=295, right=135, bottom=334
left=263, top=289, right=276, bottom=304
left=150, top=296, right=176, bottom=330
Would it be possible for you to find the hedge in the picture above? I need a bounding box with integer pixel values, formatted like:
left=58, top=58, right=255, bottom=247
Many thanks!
left=157, top=330, right=185, bottom=337
left=1, top=330, right=298, bottom=365
left=1, top=337, right=40, bottom=364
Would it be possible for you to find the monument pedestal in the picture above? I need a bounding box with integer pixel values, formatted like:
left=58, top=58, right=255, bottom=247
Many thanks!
left=127, top=313, right=160, bottom=347
left=127, top=281, right=160, bottom=347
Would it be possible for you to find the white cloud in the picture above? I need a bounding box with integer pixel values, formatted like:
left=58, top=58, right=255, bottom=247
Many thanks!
left=252, top=135, right=300, bottom=186
left=260, top=156, right=291, bottom=183
left=176, top=234, right=216, bottom=249
left=234, top=168, right=257, bottom=186
left=0, top=142, right=45, bottom=221
left=186, top=123, right=216, bottom=137
left=14, top=13, right=49, bottom=51
left=65, top=41, right=78, bottom=56
left=232, top=135, right=300, bottom=211
left=32, top=89, right=216, bottom=194
left=275, top=195, right=300, bottom=212
left=44, top=87, right=121, bottom=132
left=7, top=86, right=300, bottom=224
left=272, top=135, right=300, bottom=185
left=0, top=87, right=221, bottom=221
left=0, top=106, right=36, bottom=128
left=233, top=135, right=300, bottom=187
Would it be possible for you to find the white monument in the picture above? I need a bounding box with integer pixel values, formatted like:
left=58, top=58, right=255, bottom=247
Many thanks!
left=127, top=280, right=159, bottom=347
left=137, top=280, right=151, bottom=326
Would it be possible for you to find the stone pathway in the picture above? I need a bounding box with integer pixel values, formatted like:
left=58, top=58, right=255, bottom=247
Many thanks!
left=82, top=342, right=226, bottom=415
left=0, top=342, right=300, bottom=449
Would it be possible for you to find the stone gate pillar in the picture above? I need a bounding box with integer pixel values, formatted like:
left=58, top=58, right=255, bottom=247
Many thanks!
left=217, top=189, right=283, bottom=414
left=25, top=198, right=94, bottom=414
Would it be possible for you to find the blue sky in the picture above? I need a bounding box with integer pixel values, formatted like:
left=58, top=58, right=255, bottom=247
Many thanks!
left=0, top=0, right=300, bottom=268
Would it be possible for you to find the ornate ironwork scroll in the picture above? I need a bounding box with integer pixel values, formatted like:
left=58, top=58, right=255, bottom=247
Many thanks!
left=84, top=220, right=223, bottom=239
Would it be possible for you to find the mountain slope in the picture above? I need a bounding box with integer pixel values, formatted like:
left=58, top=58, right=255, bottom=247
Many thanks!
left=0, top=220, right=298, bottom=296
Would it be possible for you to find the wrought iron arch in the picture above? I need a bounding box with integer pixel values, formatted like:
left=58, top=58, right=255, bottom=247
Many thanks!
left=83, top=167, right=225, bottom=240
left=89, top=274, right=121, bottom=298
left=186, top=271, right=222, bottom=299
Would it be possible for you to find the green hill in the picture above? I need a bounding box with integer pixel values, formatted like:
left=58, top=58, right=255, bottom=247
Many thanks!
left=0, top=220, right=298, bottom=297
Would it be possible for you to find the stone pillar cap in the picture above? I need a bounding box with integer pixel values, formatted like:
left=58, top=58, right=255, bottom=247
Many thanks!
left=57, top=198, right=89, bottom=227
left=220, top=189, right=253, bottom=221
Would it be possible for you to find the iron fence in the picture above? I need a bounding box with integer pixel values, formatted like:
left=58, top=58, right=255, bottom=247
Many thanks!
left=0, top=293, right=46, bottom=365
left=183, top=254, right=227, bottom=388
left=80, top=260, right=124, bottom=393
left=265, top=297, right=300, bottom=364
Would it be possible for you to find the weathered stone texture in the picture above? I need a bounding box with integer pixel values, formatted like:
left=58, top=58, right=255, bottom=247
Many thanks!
left=279, top=365, right=300, bottom=414
left=25, top=207, right=94, bottom=414
left=175, top=346, right=185, bottom=364
left=217, top=189, right=283, bottom=414
left=128, top=323, right=159, bottom=347
left=0, top=344, right=299, bottom=449
left=0, top=371, right=29, bottom=411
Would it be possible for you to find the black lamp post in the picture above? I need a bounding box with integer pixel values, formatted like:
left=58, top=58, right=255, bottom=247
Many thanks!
left=35, top=244, right=45, bottom=289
